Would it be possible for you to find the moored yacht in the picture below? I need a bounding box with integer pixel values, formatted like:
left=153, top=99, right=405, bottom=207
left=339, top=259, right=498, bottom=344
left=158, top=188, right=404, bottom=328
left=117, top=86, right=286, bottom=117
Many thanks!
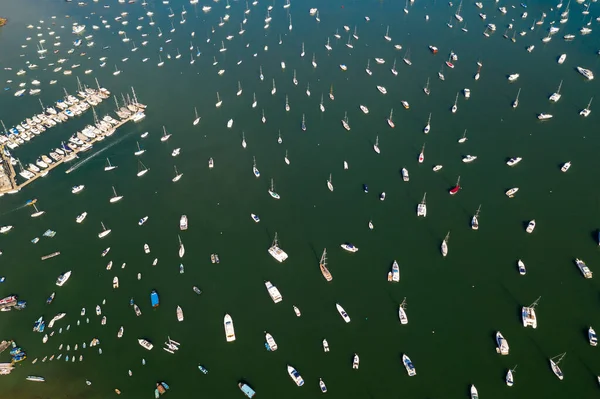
left=575, top=258, right=593, bottom=278
left=549, top=353, right=566, bottom=380
left=352, top=353, right=360, bottom=369
left=577, top=66, right=594, bottom=80
left=341, top=243, right=358, bottom=252
left=518, top=259, right=527, bottom=275
left=399, top=299, right=408, bottom=324
left=56, top=271, right=72, bottom=286
left=417, top=193, right=427, bottom=217
left=287, top=365, right=304, bottom=386
left=507, top=157, right=522, bottom=166
left=224, top=314, right=236, bottom=342
left=496, top=331, right=510, bottom=355
left=561, top=161, right=571, bottom=172
left=268, top=233, right=288, bottom=262
left=526, top=220, right=536, bottom=233
left=522, top=296, right=540, bottom=328
left=506, top=187, right=519, bottom=197
left=403, top=354, right=416, bottom=376
left=336, top=303, right=351, bottom=323
left=265, top=281, right=283, bottom=303
left=589, top=327, right=598, bottom=346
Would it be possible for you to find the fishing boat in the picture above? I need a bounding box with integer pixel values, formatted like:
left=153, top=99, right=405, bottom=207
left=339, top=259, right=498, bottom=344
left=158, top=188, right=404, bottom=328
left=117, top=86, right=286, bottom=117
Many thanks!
left=403, top=354, right=416, bottom=376
left=287, top=365, right=304, bottom=386
left=268, top=232, right=288, bottom=262
left=506, top=187, right=519, bottom=198
left=549, top=353, right=566, bottom=380
left=98, top=222, right=111, bottom=238
left=575, top=258, right=593, bottom=278
left=417, top=193, right=427, bottom=217
left=399, top=299, right=408, bottom=324
left=496, top=331, right=510, bottom=355
left=522, top=296, right=540, bottom=328
left=224, top=314, right=236, bottom=342
left=449, top=176, right=461, bottom=195
left=441, top=232, right=450, bottom=257
left=319, top=249, right=333, bottom=281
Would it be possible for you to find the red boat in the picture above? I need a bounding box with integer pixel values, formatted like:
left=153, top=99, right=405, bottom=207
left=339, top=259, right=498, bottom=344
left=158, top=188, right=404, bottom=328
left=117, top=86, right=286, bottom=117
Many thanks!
left=449, top=176, right=461, bottom=195
left=0, top=296, right=17, bottom=306
left=429, top=45, right=439, bottom=54
left=445, top=61, right=455, bottom=69
left=418, top=145, right=425, bottom=163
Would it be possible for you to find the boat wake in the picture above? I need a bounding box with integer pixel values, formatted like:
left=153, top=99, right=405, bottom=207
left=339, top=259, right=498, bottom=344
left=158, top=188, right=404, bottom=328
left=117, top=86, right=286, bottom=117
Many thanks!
left=66, top=131, right=135, bottom=174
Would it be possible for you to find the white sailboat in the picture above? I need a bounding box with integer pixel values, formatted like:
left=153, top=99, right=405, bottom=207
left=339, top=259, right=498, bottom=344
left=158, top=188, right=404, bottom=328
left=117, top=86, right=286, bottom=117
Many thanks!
left=215, top=92, right=222, bottom=108
left=160, top=126, right=172, bottom=142
left=172, top=165, right=183, bottom=182
left=387, top=108, right=395, bottom=128
left=178, top=235, right=185, bottom=258
left=341, top=112, right=350, bottom=131
left=134, top=142, right=145, bottom=156
left=104, top=157, right=117, bottom=171
left=549, top=80, right=563, bottom=102
left=327, top=174, right=334, bottom=192
left=373, top=136, right=380, bottom=154
left=137, top=160, right=149, bottom=177
left=513, top=88, right=521, bottom=108
left=424, top=113, right=431, bottom=133
left=441, top=232, right=450, bottom=257
left=30, top=204, right=45, bottom=218
left=109, top=186, right=123, bottom=203
left=399, top=298, right=408, bottom=324
left=98, top=222, right=111, bottom=238
left=549, top=353, right=566, bottom=380
left=451, top=92, right=459, bottom=113
left=241, top=132, right=247, bottom=149
left=268, top=179, right=280, bottom=199
left=580, top=97, right=593, bottom=117
left=284, top=150, right=290, bottom=165
left=471, top=205, right=481, bottom=230
left=458, top=129, right=468, bottom=143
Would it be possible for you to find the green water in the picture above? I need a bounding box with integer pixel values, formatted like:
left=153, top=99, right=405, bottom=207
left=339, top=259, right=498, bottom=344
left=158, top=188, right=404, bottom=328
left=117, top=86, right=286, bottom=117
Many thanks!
left=0, top=0, right=599, bottom=397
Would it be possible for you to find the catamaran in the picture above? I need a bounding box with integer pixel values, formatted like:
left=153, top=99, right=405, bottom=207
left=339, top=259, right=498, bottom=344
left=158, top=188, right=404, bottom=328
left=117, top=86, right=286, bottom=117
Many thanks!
left=319, top=249, right=332, bottom=281
left=522, top=296, right=540, bottom=328
left=268, top=232, right=288, bottom=262
left=549, top=80, right=563, bottom=102
left=417, top=193, right=427, bottom=217
left=580, top=97, right=593, bottom=117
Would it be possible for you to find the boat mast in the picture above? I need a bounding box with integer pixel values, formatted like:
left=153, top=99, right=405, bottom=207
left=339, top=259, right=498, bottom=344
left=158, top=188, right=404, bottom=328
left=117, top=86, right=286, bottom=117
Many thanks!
left=320, top=248, right=327, bottom=266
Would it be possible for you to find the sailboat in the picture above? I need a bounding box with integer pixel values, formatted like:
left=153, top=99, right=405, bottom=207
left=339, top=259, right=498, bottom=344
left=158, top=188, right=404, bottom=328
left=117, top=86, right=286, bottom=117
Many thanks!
left=549, top=353, right=566, bottom=380
left=399, top=298, right=408, bottom=323
left=192, top=107, right=201, bottom=125
left=134, top=142, right=145, bottom=156
left=285, top=95, right=290, bottom=112
left=284, top=150, right=290, bottom=165
left=110, top=186, right=123, bottom=203
left=104, top=158, right=117, bottom=171
left=513, top=88, right=521, bottom=108
left=172, top=165, right=183, bottom=182
left=325, top=37, right=332, bottom=51
left=137, top=160, right=149, bottom=177
left=424, top=113, right=431, bottom=133
left=31, top=204, right=45, bottom=218
left=423, top=78, right=431, bottom=95
left=327, top=174, right=334, bottom=192
left=373, top=136, right=381, bottom=154
left=580, top=97, right=593, bottom=117
left=320, top=94, right=325, bottom=112
left=261, top=109, right=266, bottom=124
left=312, top=53, right=317, bottom=68
left=157, top=55, right=164, bottom=67
left=387, top=109, right=395, bottom=128
left=449, top=176, right=461, bottom=195
left=384, top=25, right=392, bottom=41
left=441, top=232, right=450, bottom=257
left=471, top=205, right=481, bottom=230
left=506, top=365, right=517, bottom=386
left=451, top=92, right=459, bottom=113
left=215, top=92, right=222, bottom=108
left=403, top=49, right=412, bottom=65
left=301, top=114, right=306, bottom=131
left=318, top=249, right=333, bottom=281
left=252, top=93, right=257, bottom=108
left=178, top=235, right=185, bottom=258
left=522, top=296, right=540, bottom=328
left=160, top=126, right=172, bottom=142
left=113, top=65, right=121, bottom=76
left=342, top=112, right=350, bottom=131
left=458, top=129, right=468, bottom=143
left=253, top=157, right=260, bottom=177
left=549, top=80, right=563, bottom=102
left=365, top=59, right=372, bottom=75
left=418, top=144, right=425, bottom=163
left=330, top=85, right=335, bottom=100
left=306, top=83, right=311, bottom=97
left=300, top=42, right=305, bottom=57
left=259, top=66, right=264, bottom=81
left=236, top=81, right=242, bottom=96
left=391, top=59, right=398, bottom=76
left=241, top=132, right=247, bottom=149
left=455, top=1, right=464, bottom=21
left=268, top=179, right=280, bottom=199
left=292, top=70, right=298, bottom=85
left=278, top=131, right=283, bottom=144
left=271, top=79, right=276, bottom=95
left=417, top=193, right=427, bottom=217
left=98, top=222, right=111, bottom=238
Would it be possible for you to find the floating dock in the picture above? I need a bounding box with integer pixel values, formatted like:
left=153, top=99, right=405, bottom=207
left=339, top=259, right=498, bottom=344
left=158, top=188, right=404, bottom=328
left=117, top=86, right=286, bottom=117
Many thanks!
left=41, top=252, right=60, bottom=261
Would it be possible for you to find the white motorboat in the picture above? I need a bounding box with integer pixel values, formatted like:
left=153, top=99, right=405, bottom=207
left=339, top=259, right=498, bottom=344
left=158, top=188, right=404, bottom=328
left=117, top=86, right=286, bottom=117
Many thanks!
left=56, top=271, right=72, bottom=286
left=575, top=258, right=593, bottom=278
left=265, top=332, right=278, bottom=351
left=341, top=243, right=358, bottom=252
left=577, top=66, right=594, bottom=80
left=319, top=378, right=327, bottom=393
left=561, top=161, right=571, bottom=172
left=71, top=185, right=85, bottom=194
left=558, top=54, right=567, bottom=64
left=508, top=73, right=520, bottom=82
left=506, top=187, right=519, bottom=197
left=471, top=385, right=479, bottom=399
left=287, top=365, right=304, bottom=386
left=224, top=314, right=236, bottom=342
left=590, top=327, right=598, bottom=346
left=537, top=113, right=553, bottom=120
left=265, top=281, right=283, bottom=303
left=336, top=303, right=351, bottom=323
left=139, top=216, right=149, bottom=226
left=462, top=155, right=477, bottom=163
left=526, top=220, right=536, bottom=233
left=507, top=157, right=522, bottom=166
left=76, top=212, right=87, bottom=223
left=433, top=165, right=443, bottom=172
left=377, top=86, right=387, bottom=94
left=352, top=353, right=360, bottom=369
left=322, top=339, right=330, bottom=352
left=402, top=168, right=409, bottom=182
left=403, top=354, right=416, bottom=376
left=138, top=339, right=153, bottom=350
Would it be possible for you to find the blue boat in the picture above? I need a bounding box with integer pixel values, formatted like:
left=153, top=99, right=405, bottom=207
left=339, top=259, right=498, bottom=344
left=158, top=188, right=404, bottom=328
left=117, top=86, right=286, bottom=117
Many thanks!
left=363, top=184, right=368, bottom=193
left=198, top=365, right=208, bottom=374
left=150, top=290, right=159, bottom=308
left=238, top=382, right=256, bottom=398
